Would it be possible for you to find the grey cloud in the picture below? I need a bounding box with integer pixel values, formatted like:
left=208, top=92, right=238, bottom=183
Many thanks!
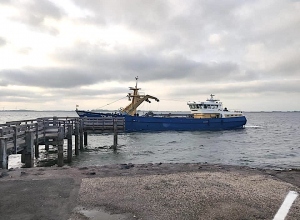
left=170, top=79, right=300, bottom=98
left=9, top=0, right=65, bottom=34
left=219, top=80, right=300, bottom=94
left=0, top=87, right=50, bottom=102
left=51, top=87, right=127, bottom=97
left=271, top=56, right=300, bottom=76
left=68, top=0, right=300, bottom=77
left=3, top=0, right=297, bottom=88
left=0, top=85, right=127, bottom=106
left=71, top=1, right=248, bottom=51
left=72, top=0, right=170, bottom=27
left=0, top=0, right=11, bottom=4
left=0, top=80, right=8, bottom=86
left=24, top=0, right=64, bottom=20
left=0, top=68, right=96, bottom=88
left=0, top=50, right=244, bottom=90
left=52, top=42, right=246, bottom=84
left=1, top=0, right=300, bottom=110
left=0, top=95, right=58, bottom=104
left=71, top=0, right=244, bottom=31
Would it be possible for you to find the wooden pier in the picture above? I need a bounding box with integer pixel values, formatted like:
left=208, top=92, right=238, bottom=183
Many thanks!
left=0, top=117, right=125, bottom=169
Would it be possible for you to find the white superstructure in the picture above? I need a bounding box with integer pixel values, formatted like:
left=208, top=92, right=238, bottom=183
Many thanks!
left=187, top=94, right=243, bottom=119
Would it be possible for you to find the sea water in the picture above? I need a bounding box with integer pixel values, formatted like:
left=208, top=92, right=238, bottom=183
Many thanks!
left=1, top=111, right=299, bottom=169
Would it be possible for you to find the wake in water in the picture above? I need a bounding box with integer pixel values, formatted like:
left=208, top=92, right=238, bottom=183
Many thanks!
left=245, top=125, right=262, bottom=128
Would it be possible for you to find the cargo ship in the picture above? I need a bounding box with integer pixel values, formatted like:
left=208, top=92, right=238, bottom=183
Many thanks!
left=76, top=78, right=247, bottom=132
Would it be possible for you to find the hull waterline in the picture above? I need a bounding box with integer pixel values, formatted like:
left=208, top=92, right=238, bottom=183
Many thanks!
left=76, top=110, right=247, bottom=132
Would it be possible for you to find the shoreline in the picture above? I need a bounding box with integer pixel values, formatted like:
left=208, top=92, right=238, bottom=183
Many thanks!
left=1, top=163, right=300, bottom=219
left=2, top=163, right=300, bottom=186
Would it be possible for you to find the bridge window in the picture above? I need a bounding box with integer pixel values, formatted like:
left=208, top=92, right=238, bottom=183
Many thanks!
left=190, top=104, right=198, bottom=109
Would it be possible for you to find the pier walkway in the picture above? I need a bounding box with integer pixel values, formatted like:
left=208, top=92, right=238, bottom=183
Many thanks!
left=0, top=116, right=125, bottom=169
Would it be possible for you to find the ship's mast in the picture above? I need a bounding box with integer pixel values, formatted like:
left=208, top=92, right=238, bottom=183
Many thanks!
left=131, top=76, right=139, bottom=115
left=135, top=76, right=138, bottom=88
left=207, top=94, right=219, bottom=102
left=121, top=77, right=159, bottom=116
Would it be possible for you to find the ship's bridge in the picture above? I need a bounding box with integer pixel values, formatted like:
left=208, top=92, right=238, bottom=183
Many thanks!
left=187, top=94, right=223, bottom=111
left=186, top=94, right=243, bottom=119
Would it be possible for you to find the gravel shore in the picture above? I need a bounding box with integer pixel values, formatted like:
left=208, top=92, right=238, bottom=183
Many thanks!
left=1, top=163, right=299, bottom=220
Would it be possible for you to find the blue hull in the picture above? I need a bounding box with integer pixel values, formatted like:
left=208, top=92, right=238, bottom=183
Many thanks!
left=76, top=110, right=247, bottom=132
left=125, top=116, right=246, bottom=132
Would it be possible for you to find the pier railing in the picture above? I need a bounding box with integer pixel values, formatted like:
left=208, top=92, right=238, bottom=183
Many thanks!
left=0, top=117, right=125, bottom=169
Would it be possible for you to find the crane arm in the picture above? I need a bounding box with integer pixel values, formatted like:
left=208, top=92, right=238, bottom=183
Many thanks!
left=121, top=95, right=159, bottom=116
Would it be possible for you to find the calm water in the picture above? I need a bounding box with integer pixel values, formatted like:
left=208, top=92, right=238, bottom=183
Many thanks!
left=1, top=111, right=299, bottom=169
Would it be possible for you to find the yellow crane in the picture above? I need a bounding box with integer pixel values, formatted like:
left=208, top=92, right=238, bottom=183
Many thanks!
left=120, top=77, right=159, bottom=116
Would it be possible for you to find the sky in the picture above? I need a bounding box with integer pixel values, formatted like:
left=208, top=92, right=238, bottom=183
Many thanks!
left=0, top=0, right=300, bottom=112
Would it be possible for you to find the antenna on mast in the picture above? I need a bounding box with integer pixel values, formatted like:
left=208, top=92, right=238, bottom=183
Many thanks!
left=135, top=76, right=138, bottom=88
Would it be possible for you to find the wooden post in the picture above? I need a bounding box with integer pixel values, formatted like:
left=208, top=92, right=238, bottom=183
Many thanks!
left=0, top=138, right=8, bottom=169
left=57, top=127, right=64, bottom=167
left=53, top=116, right=58, bottom=126
left=43, top=119, right=49, bottom=151
left=63, top=121, right=66, bottom=137
left=67, top=124, right=73, bottom=163
left=35, top=123, right=39, bottom=158
left=21, top=151, right=25, bottom=163
left=84, top=132, right=88, bottom=146
left=13, top=126, right=17, bottom=154
left=113, top=118, right=118, bottom=151
left=24, top=131, right=34, bottom=168
left=79, top=119, right=84, bottom=150
left=74, top=121, right=79, bottom=156
left=45, top=143, right=49, bottom=151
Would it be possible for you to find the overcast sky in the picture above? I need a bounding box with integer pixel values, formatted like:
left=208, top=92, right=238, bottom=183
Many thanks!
left=0, top=0, right=300, bottom=112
